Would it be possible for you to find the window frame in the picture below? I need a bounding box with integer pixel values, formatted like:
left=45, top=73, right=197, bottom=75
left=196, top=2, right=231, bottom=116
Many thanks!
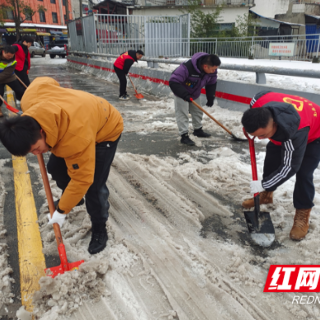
left=52, top=12, right=58, bottom=23
left=39, top=11, right=46, bottom=23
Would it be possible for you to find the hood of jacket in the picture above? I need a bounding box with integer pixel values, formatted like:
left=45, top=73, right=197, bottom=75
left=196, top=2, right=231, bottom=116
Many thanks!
left=191, top=52, right=217, bottom=79
left=128, top=50, right=138, bottom=62
left=266, top=102, right=300, bottom=141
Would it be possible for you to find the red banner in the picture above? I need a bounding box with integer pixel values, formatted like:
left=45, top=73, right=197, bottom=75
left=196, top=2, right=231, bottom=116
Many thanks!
left=264, top=265, right=320, bottom=292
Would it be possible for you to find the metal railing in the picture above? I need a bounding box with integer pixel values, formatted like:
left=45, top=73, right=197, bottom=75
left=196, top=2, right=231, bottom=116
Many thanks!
left=137, top=0, right=254, bottom=5
left=68, top=51, right=320, bottom=84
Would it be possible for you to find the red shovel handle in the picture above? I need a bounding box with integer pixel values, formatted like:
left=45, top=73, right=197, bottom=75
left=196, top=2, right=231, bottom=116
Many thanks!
left=0, top=95, right=22, bottom=115
left=243, top=128, right=259, bottom=197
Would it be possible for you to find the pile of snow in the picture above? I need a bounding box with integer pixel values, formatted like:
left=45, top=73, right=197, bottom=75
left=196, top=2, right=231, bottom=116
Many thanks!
left=32, top=259, right=109, bottom=319
left=31, top=56, right=66, bottom=65
left=0, top=160, right=15, bottom=312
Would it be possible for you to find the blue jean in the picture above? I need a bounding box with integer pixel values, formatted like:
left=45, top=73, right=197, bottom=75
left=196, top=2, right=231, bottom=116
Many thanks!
left=47, top=136, right=120, bottom=224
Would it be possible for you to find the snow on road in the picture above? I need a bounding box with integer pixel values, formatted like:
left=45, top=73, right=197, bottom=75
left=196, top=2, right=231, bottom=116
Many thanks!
left=13, top=100, right=319, bottom=320
left=31, top=56, right=67, bottom=65
left=7, top=57, right=320, bottom=319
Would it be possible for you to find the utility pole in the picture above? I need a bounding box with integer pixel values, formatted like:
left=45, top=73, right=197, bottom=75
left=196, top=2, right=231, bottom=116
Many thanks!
left=65, top=0, right=70, bottom=22
left=80, top=0, right=83, bottom=17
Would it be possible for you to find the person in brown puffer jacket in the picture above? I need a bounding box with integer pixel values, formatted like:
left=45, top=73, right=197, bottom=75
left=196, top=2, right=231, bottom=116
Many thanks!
left=0, top=77, right=123, bottom=254
left=0, top=45, right=26, bottom=116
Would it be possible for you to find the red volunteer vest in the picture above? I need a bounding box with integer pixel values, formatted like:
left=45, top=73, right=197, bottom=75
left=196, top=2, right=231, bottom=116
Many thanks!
left=114, top=52, right=134, bottom=70
left=252, top=92, right=320, bottom=145
left=12, top=44, right=30, bottom=71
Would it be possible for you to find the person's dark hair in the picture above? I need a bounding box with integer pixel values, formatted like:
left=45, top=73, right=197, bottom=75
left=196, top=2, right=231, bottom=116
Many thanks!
left=137, top=50, right=144, bottom=55
left=241, top=107, right=273, bottom=133
left=201, top=54, right=221, bottom=67
left=0, top=116, right=42, bottom=156
left=21, top=35, right=34, bottom=45
left=3, top=45, right=18, bottom=54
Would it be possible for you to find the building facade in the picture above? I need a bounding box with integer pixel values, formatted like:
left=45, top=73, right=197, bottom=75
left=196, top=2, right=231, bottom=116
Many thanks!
left=0, top=0, right=72, bottom=45
left=94, top=0, right=256, bottom=33
left=252, top=0, right=290, bottom=18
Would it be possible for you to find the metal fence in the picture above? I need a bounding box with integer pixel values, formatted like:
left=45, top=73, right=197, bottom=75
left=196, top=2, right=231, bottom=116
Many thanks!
left=68, top=15, right=320, bottom=61
left=139, top=0, right=255, bottom=5
left=68, top=14, right=190, bottom=57
left=190, top=34, right=320, bottom=61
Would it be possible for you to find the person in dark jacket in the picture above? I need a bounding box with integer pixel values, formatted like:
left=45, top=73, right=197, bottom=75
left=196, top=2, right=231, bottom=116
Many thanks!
left=12, top=35, right=33, bottom=87
left=169, top=53, right=221, bottom=146
left=241, top=91, right=320, bottom=241
left=0, top=45, right=26, bottom=116
left=113, top=50, right=144, bottom=100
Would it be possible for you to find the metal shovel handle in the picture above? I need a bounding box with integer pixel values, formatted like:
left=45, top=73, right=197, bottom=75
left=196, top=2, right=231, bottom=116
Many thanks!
left=128, top=75, right=138, bottom=94
left=37, top=154, right=64, bottom=247
left=191, top=99, right=233, bottom=136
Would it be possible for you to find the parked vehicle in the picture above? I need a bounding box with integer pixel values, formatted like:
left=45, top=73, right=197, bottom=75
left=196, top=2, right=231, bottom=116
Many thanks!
left=29, top=42, right=46, bottom=57
left=46, top=44, right=67, bottom=59
left=48, top=39, right=68, bottom=49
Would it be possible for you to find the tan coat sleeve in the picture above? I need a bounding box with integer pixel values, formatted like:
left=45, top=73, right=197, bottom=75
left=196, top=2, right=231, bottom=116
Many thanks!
left=57, top=142, right=96, bottom=213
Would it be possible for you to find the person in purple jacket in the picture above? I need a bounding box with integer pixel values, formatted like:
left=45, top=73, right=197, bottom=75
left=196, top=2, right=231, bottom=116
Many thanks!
left=169, top=53, right=221, bottom=146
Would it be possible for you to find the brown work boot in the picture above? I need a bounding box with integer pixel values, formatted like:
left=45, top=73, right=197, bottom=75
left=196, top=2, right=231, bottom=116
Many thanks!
left=242, top=191, right=273, bottom=209
left=290, top=208, right=311, bottom=241
left=0, top=110, right=3, bottom=117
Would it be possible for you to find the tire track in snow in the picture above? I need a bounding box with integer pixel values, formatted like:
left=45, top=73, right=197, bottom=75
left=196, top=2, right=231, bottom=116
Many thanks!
left=107, top=156, right=275, bottom=320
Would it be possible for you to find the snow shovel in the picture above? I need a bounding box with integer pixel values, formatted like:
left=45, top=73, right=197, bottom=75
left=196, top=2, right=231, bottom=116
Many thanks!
left=128, top=75, right=144, bottom=99
left=15, top=74, right=28, bottom=89
left=37, top=154, right=84, bottom=278
left=0, top=94, right=22, bottom=115
left=191, top=99, right=246, bottom=141
left=243, top=128, right=275, bottom=247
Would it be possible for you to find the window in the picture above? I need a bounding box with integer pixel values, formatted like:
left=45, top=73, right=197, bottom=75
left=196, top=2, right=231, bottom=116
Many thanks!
left=24, top=9, right=32, bottom=21
left=52, top=12, right=58, bottom=23
left=64, top=15, right=67, bottom=23
left=3, top=9, right=14, bottom=20
left=219, top=23, right=234, bottom=31
left=39, top=11, right=46, bottom=22
left=63, top=0, right=66, bottom=5
left=50, top=0, right=56, bottom=3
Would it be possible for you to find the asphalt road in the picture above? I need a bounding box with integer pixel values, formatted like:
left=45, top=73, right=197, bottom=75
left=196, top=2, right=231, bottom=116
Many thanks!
left=0, top=59, right=267, bottom=319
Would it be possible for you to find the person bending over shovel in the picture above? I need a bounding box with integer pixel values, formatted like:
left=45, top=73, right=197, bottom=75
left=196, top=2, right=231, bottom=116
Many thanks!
left=241, top=91, right=320, bottom=241
left=113, top=50, right=144, bottom=100
left=0, top=77, right=123, bottom=254
left=169, top=53, right=221, bottom=146
left=0, top=45, right=26, bottom=116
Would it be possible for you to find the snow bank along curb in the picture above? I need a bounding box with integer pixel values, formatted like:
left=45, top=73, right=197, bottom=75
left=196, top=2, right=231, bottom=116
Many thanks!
left=67, top=56, right=320, bottom=110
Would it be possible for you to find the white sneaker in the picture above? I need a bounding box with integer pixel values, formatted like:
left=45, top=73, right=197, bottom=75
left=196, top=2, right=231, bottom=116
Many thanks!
left=119, top=95, right=130, bottom=100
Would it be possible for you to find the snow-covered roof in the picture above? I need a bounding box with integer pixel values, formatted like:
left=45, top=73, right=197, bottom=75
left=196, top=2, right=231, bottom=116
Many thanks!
left=250, top=10, right=304, bottom=27
left=3, top=22, right=67, bottom=29
left=305, top=14, right=320, bottom=20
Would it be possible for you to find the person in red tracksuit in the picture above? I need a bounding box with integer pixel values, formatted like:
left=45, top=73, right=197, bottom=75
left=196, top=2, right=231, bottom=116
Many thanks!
left=12, top=35, right=33, bottom=87
left=113, top=50, right=144, bottom=100
left=241, top=91, right=320, bottom=241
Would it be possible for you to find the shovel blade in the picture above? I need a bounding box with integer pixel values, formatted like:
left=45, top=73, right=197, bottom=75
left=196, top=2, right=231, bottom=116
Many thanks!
left=135, top=93, right=144, bottom=99
left=244, top=210, right=276, bottom=247
left=45, top=260, right=85, bottom=278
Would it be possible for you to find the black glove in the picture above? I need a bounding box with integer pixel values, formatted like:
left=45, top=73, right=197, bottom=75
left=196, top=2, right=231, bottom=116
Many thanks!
left=184, top=95, right=193, bottom=102
left=206, top=97, right=215, bottom=107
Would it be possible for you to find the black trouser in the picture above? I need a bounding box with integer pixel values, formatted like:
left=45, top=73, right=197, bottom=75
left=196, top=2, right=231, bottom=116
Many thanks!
left=0, top=79, right=26, bottom=106
left=47, top=136, right=120, bottom=224
left=15, top=70, right=30, bottom=87
left=114, top=65, right=127, bottom=97
left=263, top=139, right=320, bottom=209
